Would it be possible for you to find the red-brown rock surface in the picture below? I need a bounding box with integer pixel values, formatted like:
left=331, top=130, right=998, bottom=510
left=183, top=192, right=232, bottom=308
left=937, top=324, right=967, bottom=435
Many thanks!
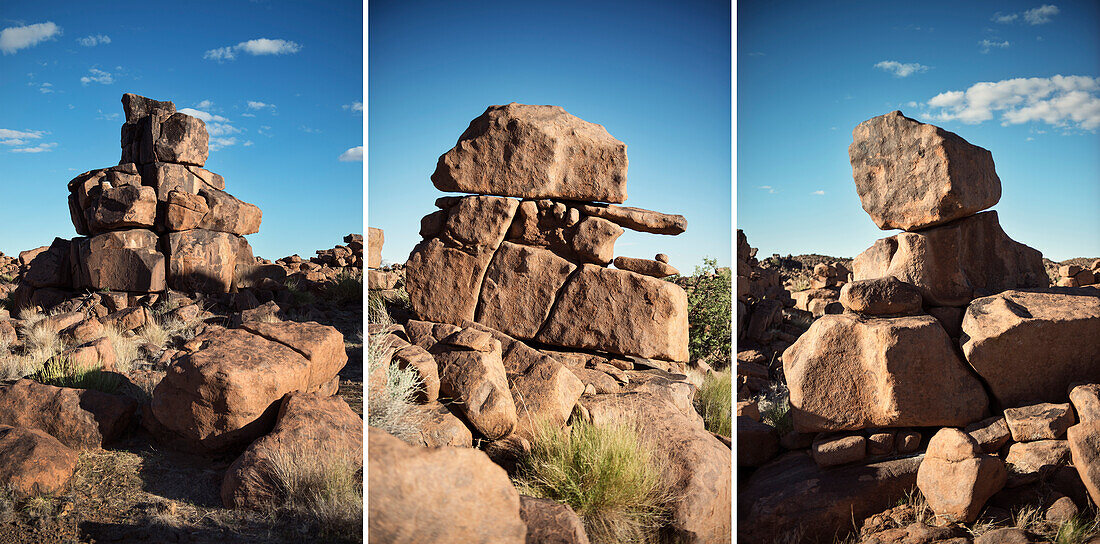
left=0, top=379, right=136, bottom=450
left=916, top=428, right=1006, bottom=523
left=0, top=425, right=79, bottom=499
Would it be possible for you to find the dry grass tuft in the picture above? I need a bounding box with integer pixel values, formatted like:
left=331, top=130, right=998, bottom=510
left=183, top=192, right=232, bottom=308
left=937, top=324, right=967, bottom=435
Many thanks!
left=695, top=370, right=732, bottom=436
left=102, top=324, right=140, bottom=374
left=265, top=442, right=363, bottom=539
left=513, top=419, right=677, bottom=544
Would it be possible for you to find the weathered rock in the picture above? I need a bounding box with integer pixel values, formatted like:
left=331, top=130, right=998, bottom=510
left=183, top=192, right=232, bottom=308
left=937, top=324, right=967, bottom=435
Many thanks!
left=927, top=305, right=965, bottom=337
left=975, top=528, right=1034, bottom=544
left=0, top=425, right=79, bottom=499
left=22, top=238, right=71, bottom=288
left=849, top=111, right=1001, bottom=231
left=238, top=321, right=348, bottom=386
left=478, top=242, right=576, bottom=339
left=867, top=430, right=896, bottom=455
left=1066, top=421, right=1100, bottom=508
left=740, top=452, right=922, bottom=544
left=570, top=216, right=622, bottom=266
left=222, top=392, right=362, bottom=509
left=613, top=256, right=679, bottom=278
left=519, top=496, right=590, bottom=544
left=838, top=277, right=922, bottom=315
left=368, top=427, right=527, bottom=543
left=1005, top=440, right=1071, bottom=486
left=509, top=358, right=584, bottom=441
left=367, top=269, right=399, bottom=290
left=89, top=184, right=157, bottom=231
left=961, top=289, right=1100, bottom=407
left=197, top=187, right=262, bottom=236
left=431, top=330, right=516, bottom=440
left=917, top=428, right=1006, bottom=523
left=0, top=379, right=136, bottom=450
left=149, top=324, right=344, bottom=452
left=55, top=336, right=117, bottom=372
left=431, top=103, right=628, bottom=203
left=537, top=264, right=689, bottom=361
left=784, top=313, right=988, bottom=432
left=165, top=229, right=240, bottom=293
left=390, top=342, right=440, bottom=403
left=1070, top=383, right=1100, bottom=423
left=1004, top=403, right=1075, bottom=441
left=155, top=112, right=208, bottom=166
left=812, top=433, right=867, bottom=467
left=853, top=211, right=1046, bottom=307
left=410, top=402, right=473, bottom=447
left=577, top=204, right=687, bottom=235
left=966, top=416, right=1012, bottom=454
left=738, top=416, right=779, bottom=467
left=580, top=389, right=731, bottom=543
left=71, top=229, right=165, bottom=292
left=367, top=227, right=383, bottom=268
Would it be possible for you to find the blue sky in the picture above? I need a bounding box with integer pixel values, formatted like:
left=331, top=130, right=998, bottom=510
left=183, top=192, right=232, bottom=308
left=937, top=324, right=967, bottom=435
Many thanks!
left=0, top=0, right=362, bottom=259
left=368, top=0, right=732, bottom=271
left=738, top=0, right=1099, bottom=262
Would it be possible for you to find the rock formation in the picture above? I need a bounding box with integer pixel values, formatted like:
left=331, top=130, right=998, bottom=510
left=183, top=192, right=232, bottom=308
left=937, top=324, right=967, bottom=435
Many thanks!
left=406, top=103, right=690, bottom=364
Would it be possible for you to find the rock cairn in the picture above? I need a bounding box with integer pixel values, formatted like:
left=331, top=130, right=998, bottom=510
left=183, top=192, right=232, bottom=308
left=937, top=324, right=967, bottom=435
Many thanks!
left=739, top=112, right=1100, bottom=543
left=405, top=103, right=690, bottom=364
left=14, top=93, right=265, bottom=312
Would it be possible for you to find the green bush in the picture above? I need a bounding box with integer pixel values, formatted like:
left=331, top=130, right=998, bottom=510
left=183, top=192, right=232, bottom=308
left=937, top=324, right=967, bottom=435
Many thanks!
left=322, top=270, right=363, bottom=305
left=695, top=371, right=732, bottom=436
left=672, top=258, right=732, bottom=369
left=513, top=420, right=674, bottom=544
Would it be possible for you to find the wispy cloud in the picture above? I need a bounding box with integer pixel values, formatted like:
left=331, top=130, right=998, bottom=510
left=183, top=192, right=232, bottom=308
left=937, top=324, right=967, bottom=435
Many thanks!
left=210, top=137, right=238, bottom=151
left=247, top=100, right=276, bottom=111
left=979, top=39, right=1010, bottom=53
left=343, top=101, right=363, bottom=113
left=300, top=126, right=321, bottom=134
left=96, top=109, right=120, bottom=121
left=38, top=82, right=53, bottom=94
left=80, top=68, right=113, bottom=85
left=924, top=75, right=1100, bottom=130
left=196, top=99, right=215, bottom=109
left=1024, top=4, right=1059, bottom=24
left=10, top=142, right=56, bottom=153
left=338, top=146, right=363, bottom=162
left=0, top=22, right=61, bottom=55
left=758, top=185, right=776, bottom=194
left=178, top=106, right=240, bottom=146
left=77, top=34, right=110, bottom=47
left=811, top=190, right=825, bottom=195
left=874, top=60, right=930, bottom=78
left=240, top=113, right=256, bottom=118
left=178, top=108, right=229, bottom=123
left=204, top=38, right=301, bottom=62
left=992, top=12, right=1018, bottom=23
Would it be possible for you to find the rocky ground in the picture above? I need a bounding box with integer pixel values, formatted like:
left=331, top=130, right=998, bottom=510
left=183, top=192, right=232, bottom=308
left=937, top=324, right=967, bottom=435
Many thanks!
left=0, top=239, right=364, bottom=544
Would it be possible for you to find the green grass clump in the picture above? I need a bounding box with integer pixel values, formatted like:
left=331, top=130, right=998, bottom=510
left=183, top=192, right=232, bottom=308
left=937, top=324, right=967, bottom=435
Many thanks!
left=285, top=278, right=319, bottom=308
left=1054, top=514, right=1100, bottom=544
left=513, top=420, right=675, bottom=544
left=695, top=371, right=732, bottom=436
left=34, top=358, right=121, bottom=394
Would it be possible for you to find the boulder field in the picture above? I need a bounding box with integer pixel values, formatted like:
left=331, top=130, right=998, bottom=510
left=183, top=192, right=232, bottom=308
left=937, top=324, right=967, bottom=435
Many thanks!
left=739, top=111, right=1099, bottom=543
left=369, top=104, right=731, bottom=543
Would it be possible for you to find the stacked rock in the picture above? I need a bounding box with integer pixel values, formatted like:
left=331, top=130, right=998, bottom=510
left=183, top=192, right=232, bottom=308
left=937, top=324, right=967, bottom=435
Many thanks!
left=1057, top=261, right=1099, bottom=288
left=790, top=261, right=851, bottom=318
left=405, top=103, right=690, bottom=365
left=63, top=93, right=262, bottom=296
left=0, top=253, right=16, bottom=279
left=313, top=234, right=363, bottom=269
left=366, top=227, right=400, bottom=290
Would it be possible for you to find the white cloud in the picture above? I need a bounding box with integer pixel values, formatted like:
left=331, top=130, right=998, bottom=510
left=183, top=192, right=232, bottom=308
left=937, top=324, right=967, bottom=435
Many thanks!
left=811, top=190, right=825, bottom=195
left=1, top=128, right=46, bottom=145
left=80, top=68, right=113, bottom=85
left=874, top=60, right=930, bottom=78
left=196, top=99, right=215, bottom=109
left=343, top=101, right=363, bottom=112
left=207, top=123, right=241, bottom=137
left=0, top=22, right=61, bottom=55
left=979, top=39, right=1010, bottom=53
left=178, top=108, right=230, bottom=123
left=77, top=34, right=110, bottom=47
left=10, top=142, right=57, bottom=153
left=925, top=75, right=1100, bottom=130
left=39, top=82, right=53, bottom=94
left=243, top=140, right=254, bottom=147
left=96, top=109, right=120, bottom=121
left=992, top=12, right=1018, bottom=23
left=204, top=38, right=301, bottom=61
left=1024, top=4, right=1059, bottom=24
left=338, top=146, right=363, bottom=162
left=209, top=137, right=238, bottom=151
left=247, top=100, right=275, bottom=110
left=240, top=113, right=256, bottom=117
left=906, top=101, right=919, bottom=108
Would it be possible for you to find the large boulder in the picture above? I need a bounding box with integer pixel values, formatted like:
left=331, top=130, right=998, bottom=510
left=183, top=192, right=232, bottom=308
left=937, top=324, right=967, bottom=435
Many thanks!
left=838, top=276, right=922, bottom=316
left=367, top=226, right=383, bottom=268
left=164, top=229, right=241, bottom=293
left=579, top=387, right=731, bottom=544
left=71, top=229, right=165, bottom=292
left=222, top=392, right=362, bottom=509
left=576, top=204, right=686, bottom=235
left=1066, top=422, right=1100, bottom=508
left=87, top=184, right=157, bottom=231
left=960, top=289, right=1100, bottom=407
left=0, top=425, right=79, bottom=499
left=155, top=112, right=209, bottom=166
left=849, top=110, right=1001, bottom=231
left=784, top=313, right=988, bottom=432
left=431, top=103, right=628, bottom=203
left=21, top=238, right=71, bottom=288
left=368, top=427, right=527, bottom=543
left=430, top=328, right=517, bottom=440
left=916, top=428, right=1006, bottom=523
left=477, top=242, right=577, bottom=339
left=536, top=264, right=689, bottom=362
left=0, top=379, right=137, bottom=450
left=739, top=451, right=923, bottom=544
left=149, top=322, right=345, bottom=452
left=852, top=211, right=1047, bottom=307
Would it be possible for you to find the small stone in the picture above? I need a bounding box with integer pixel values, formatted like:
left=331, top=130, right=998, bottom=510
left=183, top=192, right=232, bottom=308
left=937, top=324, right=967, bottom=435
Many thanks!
left=812, top=433, right=867, bottom=467
left=965, top=416, right=1012, bottom=454
left=655, top=253, right=670, bottom=263
left=1004, top=403, right=1075, bottom=441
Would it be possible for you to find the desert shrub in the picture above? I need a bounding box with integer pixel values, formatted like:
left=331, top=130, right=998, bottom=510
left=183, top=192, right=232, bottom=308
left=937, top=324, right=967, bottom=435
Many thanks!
left=266, top=442, right=363, bottom=540
left=513, top=419, right=675, bottom=544
left=695, top=370, right=732, bottom=436
left=757, top=381, right=792, bottom=437
left=322, top=270, right=363, bottom=305
left=366, top=327, right=423, bottom=443
left=34, top=358, right=121, bottom=394
left=285, top=278, right=318, bottom=308
left=672, top=258, right=731, bottom=369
